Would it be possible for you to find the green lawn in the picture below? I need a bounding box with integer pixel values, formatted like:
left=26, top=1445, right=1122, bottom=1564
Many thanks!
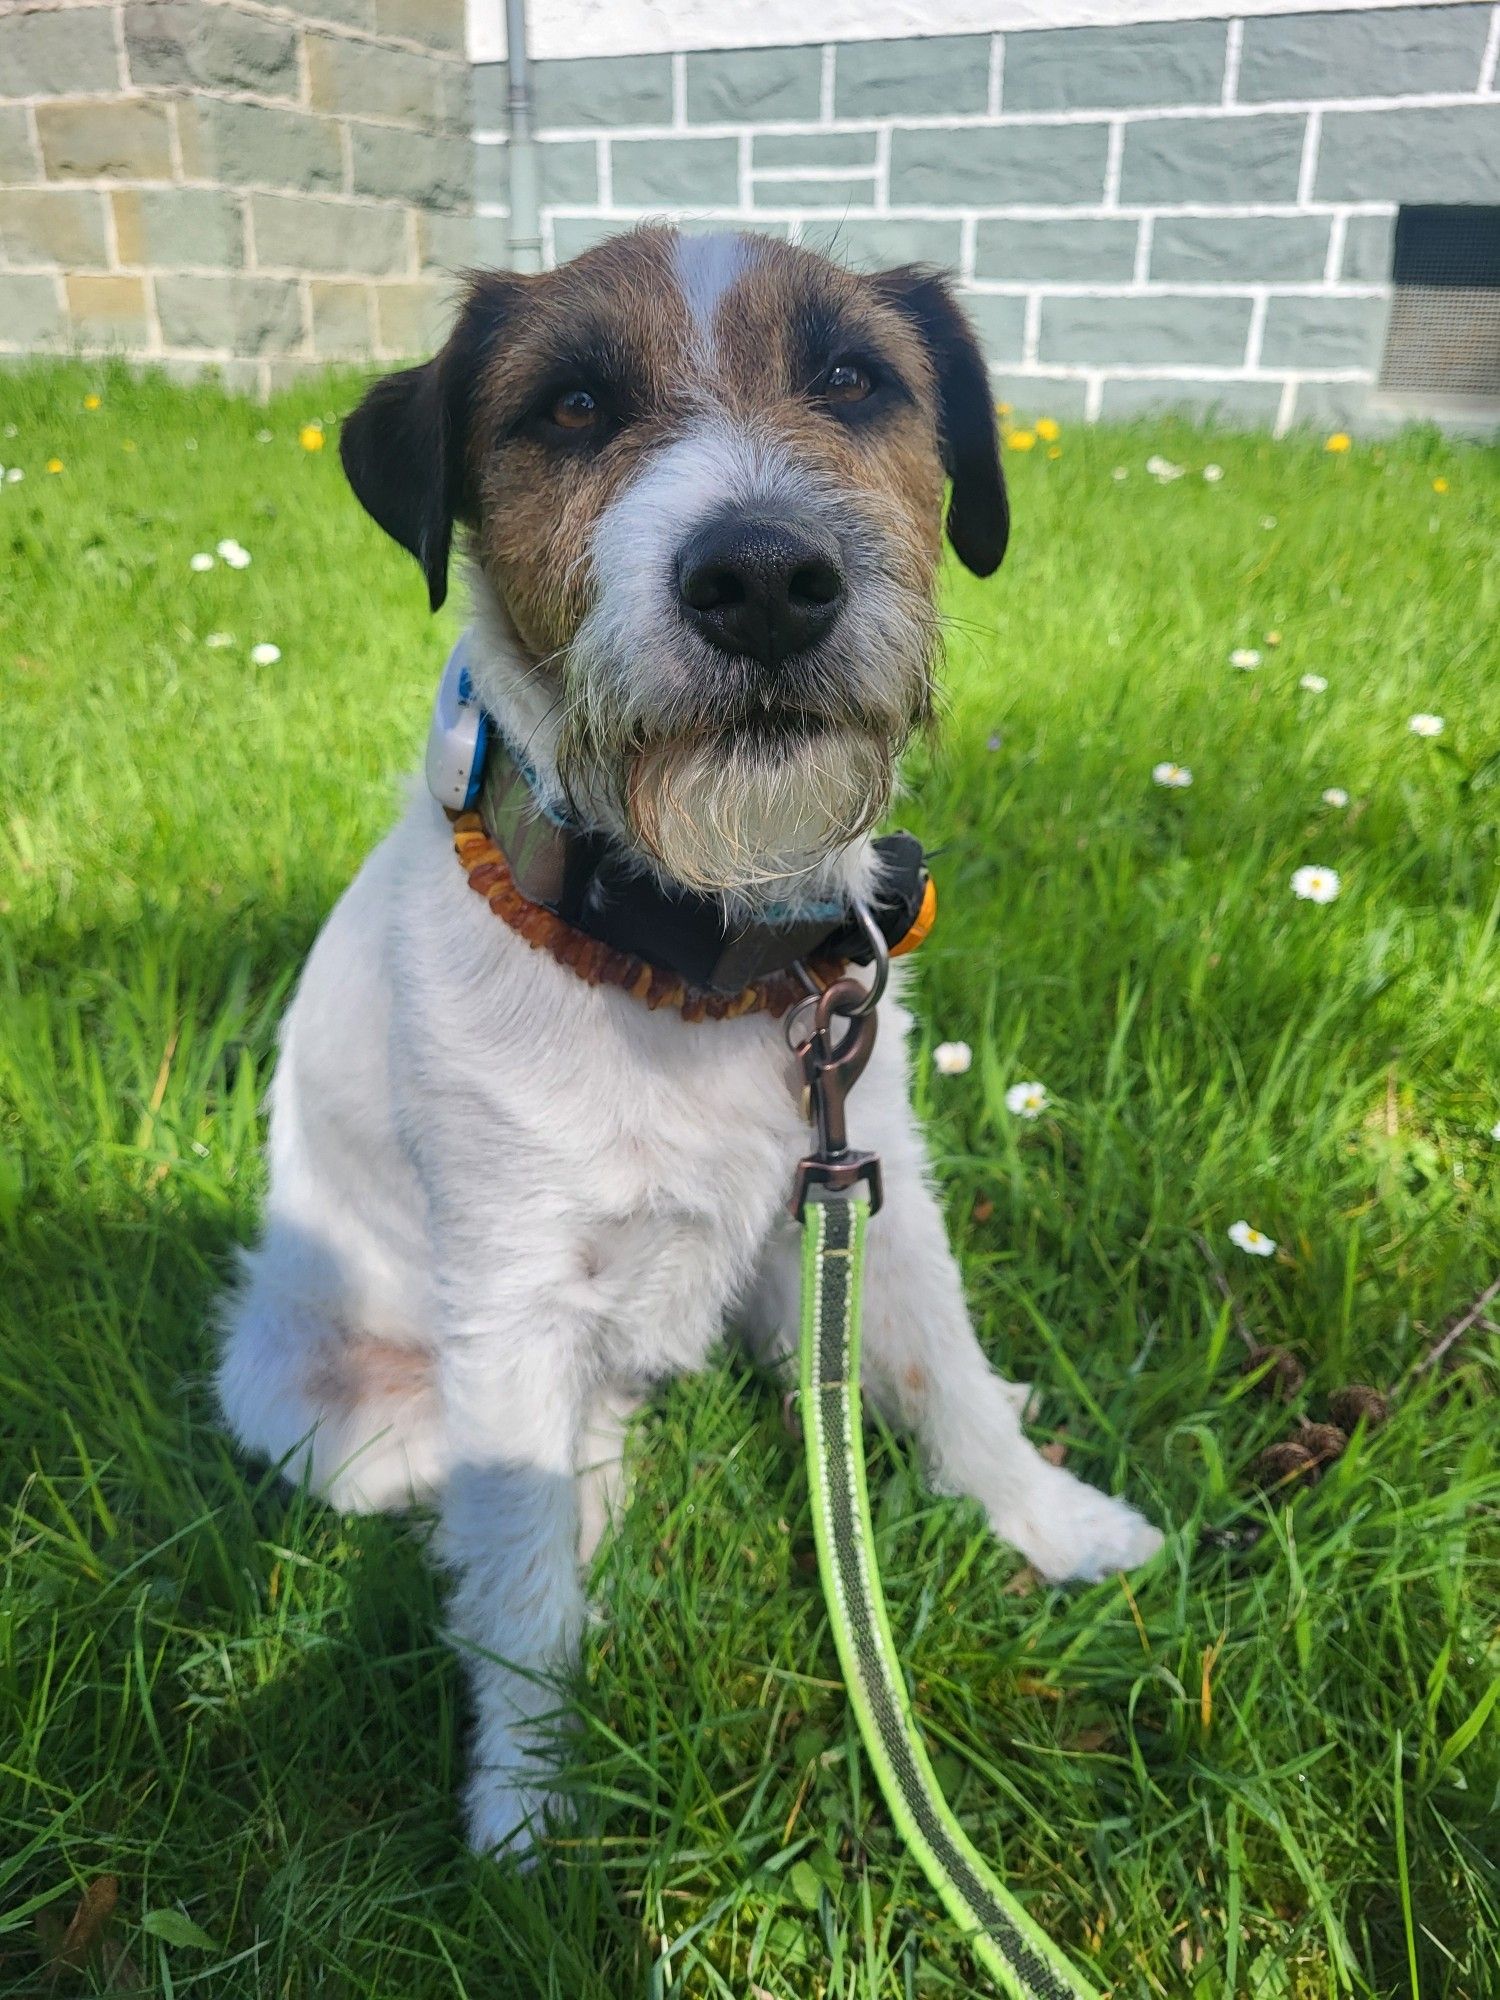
left=2, top=363, right=1497, bottom=1999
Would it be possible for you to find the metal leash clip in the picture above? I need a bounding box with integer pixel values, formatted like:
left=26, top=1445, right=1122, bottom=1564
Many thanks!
left=787, top=902, right=888, bottom=1219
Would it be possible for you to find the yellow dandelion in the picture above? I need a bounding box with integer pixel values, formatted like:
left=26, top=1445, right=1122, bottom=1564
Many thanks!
left=1264, top=630, right=1282, bottom=647
left=1035, top=416, right=1060, bottom=441
left=83, top=393, right=101, bottom=411
left=122, top=439, right=137, bottom=453
left=1047, top=444, right=1061, bottom=459
left=46, top=457, right=63, bottom=474
left=1008, top=429, right=1036, bottom=452
left=1432, top=476, right=1448, bottom=493
left=996, top=400, right=1013, bottom=415
left=1324, top=432, right=1351, bottom=453
left=299, top=422, right=325, bottom=453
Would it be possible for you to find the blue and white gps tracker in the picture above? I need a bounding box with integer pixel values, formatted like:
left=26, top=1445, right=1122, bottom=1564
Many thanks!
left=425, top=637, right=490, bottom=812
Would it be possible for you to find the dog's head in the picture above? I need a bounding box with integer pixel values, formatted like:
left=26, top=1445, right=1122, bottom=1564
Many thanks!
left=342, top=227, right=1006, bottom=902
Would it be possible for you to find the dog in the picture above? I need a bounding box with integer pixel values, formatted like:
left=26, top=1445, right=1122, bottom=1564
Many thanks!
left=217, top=226, right=1163, bottom=1856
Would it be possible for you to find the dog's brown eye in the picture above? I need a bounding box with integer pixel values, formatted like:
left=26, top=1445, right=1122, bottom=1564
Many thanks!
left=551, top=388, right=599, bottom=431
left=824, top=363, right=874, bottom=405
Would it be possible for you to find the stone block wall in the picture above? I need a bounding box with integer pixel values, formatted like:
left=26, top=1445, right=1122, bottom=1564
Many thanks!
left=472, top=5, right=1500, bottom=430
left=0, top=0, right=474, bottom=392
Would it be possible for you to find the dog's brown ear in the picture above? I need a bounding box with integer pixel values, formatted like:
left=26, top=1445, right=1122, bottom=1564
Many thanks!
left=339, top=275, right=515, bottom=612
left=872, top=267, right=1008, bottom=576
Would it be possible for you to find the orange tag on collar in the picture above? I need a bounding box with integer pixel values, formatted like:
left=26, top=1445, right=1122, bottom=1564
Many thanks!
left=891, top=873, right=937, bottom=957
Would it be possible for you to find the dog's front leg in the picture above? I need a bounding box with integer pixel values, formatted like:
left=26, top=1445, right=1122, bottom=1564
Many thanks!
left=852, top=1151, right=1163, bottom=1582
left=437, top=1323, right=589, bottom=1859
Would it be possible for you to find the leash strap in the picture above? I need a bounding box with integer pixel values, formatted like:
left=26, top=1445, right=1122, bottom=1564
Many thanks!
left=798, top=1189, right=1101, bottom=2000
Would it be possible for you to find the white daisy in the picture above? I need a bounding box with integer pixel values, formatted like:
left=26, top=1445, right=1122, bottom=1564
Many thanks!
left=1321, top=787, right=1350, bottom=808
left=1299, top=673, right=1328, bottom=693
left=256, top=429, right=273, bottom=443
left=1112, top=467, right=1128, bottom=482
left=1152, top=761, right=1193, bottom=788
left=249, top=641, right=281, bottom=665
left=1228, top=1220, right=1276, bottom=1257
left=189, top=552, right=214, bottom=572
left=5, top=467, right=24, bottom=484
left=1408, top=713, right=1444, bottom=738
left=1491, top=1120, right=1500, bottom=1142
left=1146, top=454, right=1185, bottom=483
left=1260, top=515, right=1277, bottom=530
left=933, top=1041, right=972, bottom=1076
left=1291, top=864, right=1341, bottom=904
left=1004, top=1080, right=1048, bottom=1119
left=204, top=631, right=234, bottom=648
left=1202, top=463, right=1224, bottom=483
left=1230, top=648, right=1262, bottom=670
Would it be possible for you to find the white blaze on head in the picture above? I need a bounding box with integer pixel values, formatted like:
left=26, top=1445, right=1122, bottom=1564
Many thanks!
left=671, top=231, right=757, bottom=366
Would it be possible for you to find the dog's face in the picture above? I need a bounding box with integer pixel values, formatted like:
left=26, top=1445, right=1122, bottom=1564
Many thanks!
left=342, top=228, right=1006, bottom=898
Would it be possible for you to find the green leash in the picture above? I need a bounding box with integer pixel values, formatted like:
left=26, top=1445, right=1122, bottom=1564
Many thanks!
left=789, top=956, right=1100, bottom=1998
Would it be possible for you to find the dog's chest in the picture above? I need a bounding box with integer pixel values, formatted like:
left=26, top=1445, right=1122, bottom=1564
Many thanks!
left=528, top=1005, right=805, bottom=1367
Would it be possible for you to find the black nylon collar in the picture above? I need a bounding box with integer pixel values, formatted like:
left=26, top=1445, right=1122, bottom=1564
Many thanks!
left=477, top=733, right=928, bottom=997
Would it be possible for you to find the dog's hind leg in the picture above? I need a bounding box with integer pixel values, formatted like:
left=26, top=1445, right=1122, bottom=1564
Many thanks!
left=218, top=1233, right=445, bottom=1515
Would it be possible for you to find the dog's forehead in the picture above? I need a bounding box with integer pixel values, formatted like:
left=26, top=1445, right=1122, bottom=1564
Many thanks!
left=510, top=229, right=925, bottom=407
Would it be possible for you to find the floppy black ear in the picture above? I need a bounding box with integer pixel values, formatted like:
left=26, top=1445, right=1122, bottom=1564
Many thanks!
left=339, top=276, right=512, bottom=612
left=873, top=267, right=1008, bottom=576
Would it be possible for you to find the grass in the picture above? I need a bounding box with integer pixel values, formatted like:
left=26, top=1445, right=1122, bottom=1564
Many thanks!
left=1, top=361, right=1497, bottom=2000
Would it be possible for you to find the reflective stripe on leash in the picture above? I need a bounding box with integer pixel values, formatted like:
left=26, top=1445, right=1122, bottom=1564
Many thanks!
left=797, top=1188, right=1101, bottom=2000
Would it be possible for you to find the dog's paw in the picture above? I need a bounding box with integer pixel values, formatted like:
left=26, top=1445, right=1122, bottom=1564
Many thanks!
left=464, top=1769, right=558, bottom=1865
left=990, top=1461, right=1164, bottom=1583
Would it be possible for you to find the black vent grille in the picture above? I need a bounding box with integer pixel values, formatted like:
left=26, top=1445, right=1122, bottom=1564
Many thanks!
left=1378, top=205, right=1500, bottom=401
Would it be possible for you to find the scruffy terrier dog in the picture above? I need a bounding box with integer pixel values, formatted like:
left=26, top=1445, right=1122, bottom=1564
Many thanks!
left=218, top=227, right=1162, bottom=1855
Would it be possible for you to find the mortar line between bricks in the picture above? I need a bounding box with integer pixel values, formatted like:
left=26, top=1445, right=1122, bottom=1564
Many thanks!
left=1244, top=287, right=1269, bottom=368
left=1126, top=212, right=1149, bottom=283
left=143, top=269, right=164, bottom=357
left=671, top=53, right=687, bottom=129
left=872, top=126, right=890, bottom=213
left=958, top=214, right=976, bottom=283
left=295, top=26, right=316, bottom=113
left=109, top=0, right=128, bottom=94
left=1324, top=212, right=1346, bottom=283
left=818, top=46, right=835, bottom=124
left=976, top=362, right=1375, bottom=382
left=473, top=88, right=1495, bottom=145
left=1221, top=17, right=1244, bottom=107
left=22, top=81, right=471, bottom=139
left=2, top=258, right=448, bottom=281
left=752, top=166, right=880, bottom=181
left=100, top=185, right=122, bottom=273
left=1274, top=377, right=1298, bottom=432
left=1083, top=372, right=1103, bottom=420
left=1021, top=292, right=1041, bottom=365
left=987, top=35, right=1004, bottom=119
left=165, top=95, right=185, bottom=180
left=1480, top=4, right=1500, bottom=91
left=530, top=200, right=1399, bottom=224
left=1296, top=107, right=1321, bottom=205
left=597, top=135, right=613, bottom=209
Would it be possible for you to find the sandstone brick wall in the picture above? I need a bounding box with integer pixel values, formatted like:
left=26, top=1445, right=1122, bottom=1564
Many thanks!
left=0, top=0, right=476, bottom=393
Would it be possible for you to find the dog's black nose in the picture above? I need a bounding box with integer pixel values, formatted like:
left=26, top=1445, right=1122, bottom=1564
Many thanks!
left=677, top=516, right=845, bottom=668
